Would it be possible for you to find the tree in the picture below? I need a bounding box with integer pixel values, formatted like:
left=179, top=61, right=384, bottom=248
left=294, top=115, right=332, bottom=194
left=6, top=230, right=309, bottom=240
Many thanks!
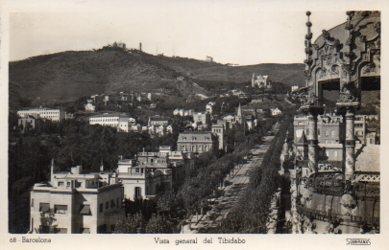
left=145, top=214, right=173, bottom=233
left=113, top=213, right=145, bottom=233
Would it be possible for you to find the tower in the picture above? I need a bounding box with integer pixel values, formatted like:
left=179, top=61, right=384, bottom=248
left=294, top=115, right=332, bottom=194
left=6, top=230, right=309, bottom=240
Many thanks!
left=236, top=103, right=243, bottom=124
left=50, top=158, right=55, bottom=184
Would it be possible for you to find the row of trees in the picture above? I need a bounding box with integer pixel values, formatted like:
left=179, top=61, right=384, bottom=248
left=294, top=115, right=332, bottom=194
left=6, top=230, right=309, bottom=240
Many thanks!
left=207, top=114, right=292, bottom=233
left=8, top=115, right=173, bottom=233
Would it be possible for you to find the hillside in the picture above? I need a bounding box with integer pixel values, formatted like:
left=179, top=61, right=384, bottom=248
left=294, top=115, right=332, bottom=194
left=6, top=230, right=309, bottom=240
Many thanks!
left=9, top=47, right=305, bottom=109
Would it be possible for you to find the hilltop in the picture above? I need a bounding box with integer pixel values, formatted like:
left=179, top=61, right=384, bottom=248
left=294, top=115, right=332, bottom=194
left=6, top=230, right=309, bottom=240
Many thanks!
left=9, top=46, right=305, bottom=109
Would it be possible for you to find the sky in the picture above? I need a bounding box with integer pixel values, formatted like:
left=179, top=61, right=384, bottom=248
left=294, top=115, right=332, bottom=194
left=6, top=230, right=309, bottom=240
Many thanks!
left=8, top=0, right=348, bottom=65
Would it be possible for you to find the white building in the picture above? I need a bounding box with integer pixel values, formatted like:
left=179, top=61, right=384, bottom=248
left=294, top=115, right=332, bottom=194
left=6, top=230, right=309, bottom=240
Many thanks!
left=271, top=108, right=282, bottom=117
left=205, top=101, right=216, bottom=114
left=173, top=108, right=193, bottom=117
left=251, top=74, right=271, bottom=88
left=192, top=112, right=210, bottom=129
left=291, top=85, right=299, bottom=92
left=17, top=107, right=64, bottom=122
left=84, top=99, right=96, bottom=112
left=117, top=155, right=172, bottom=200
left=89, top=113, right=136, bottom=132
left=30, top=163, right=124, bottom=234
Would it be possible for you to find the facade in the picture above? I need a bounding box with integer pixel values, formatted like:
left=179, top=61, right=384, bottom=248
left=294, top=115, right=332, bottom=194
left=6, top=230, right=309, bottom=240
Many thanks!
left=271, top=108, right=282, bottom=117
left=89, top=113, right=136, bottom=132
left=148, top=116, right=169, bottom=127
left=17, top=107, right=64, bottom=122
left=251, top=74, right=271, bottom=88
left=116, top=152, right=173, bottom=200
left=287, top=11, right=380, bottom=234
left=173, top=108, right=193, bottom=117
left=18, top=116, right=38, bottom=132
left=177, top=131, right=215, bottom=154
left=30, top=163, right=124, bottom=234
left=211, top=122, right=225, bottom=151
left=205, top=101, right=216, bottom=114
left=192, top=112, right=210, bottom=129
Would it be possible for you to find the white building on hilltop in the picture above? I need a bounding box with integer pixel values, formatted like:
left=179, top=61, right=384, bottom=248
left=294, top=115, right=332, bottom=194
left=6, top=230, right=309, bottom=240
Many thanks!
left=30, top=162, right=124, bottom=234
left=17, top=107, right=64, bottom=122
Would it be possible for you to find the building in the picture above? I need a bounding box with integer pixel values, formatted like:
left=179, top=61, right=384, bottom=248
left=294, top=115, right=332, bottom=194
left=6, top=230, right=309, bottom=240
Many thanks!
left=291, top=85, right=299, bottom=92
left=89, top=113, right=136, bottom=132
left=177, top=131, right=216, bottom=154
left=30, top=162, right=124, bottom=234
left=84, top=99, right=96, bottom=112
left=192, top=112, right=210, bottom=129
left=211, top=122, right=225, bottom=151
left=148, top=116, right=169, bottom=127
left=116, top=153, right=173, bottom=200
left=205, top=101, right=216, bottom=114
left=251, top=74, right=271, bottom=88
left=287, top=11, right=380, bottom=234
left=173, top=108, right=193, bottom=117
left=270, top=108, right=282, bottom=117
left=17, top=107, right=64, bottom=122
left=18, top=116, right=38, bottom=133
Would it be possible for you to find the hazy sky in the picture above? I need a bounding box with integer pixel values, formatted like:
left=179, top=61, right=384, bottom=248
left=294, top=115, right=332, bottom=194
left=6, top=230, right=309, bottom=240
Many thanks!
left=9, top=1, right=348, bottom=65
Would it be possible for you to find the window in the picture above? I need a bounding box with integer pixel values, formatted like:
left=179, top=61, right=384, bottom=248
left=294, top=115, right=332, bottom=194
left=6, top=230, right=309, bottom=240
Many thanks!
left=135, top=187, right=142, bottom=199
left=111, top=200, right=115, bottom=208
left=105, top=202, right=109, bottom=209
left=31, top=198, right=34, bottom=208
left=54, top=205, right=68, bottom=214
left=99, top=203, right=103, bottom=213
left=66, top=182, right=71, bottom=188
left=80, top=204, right=91, bottom=215
left=39, top=203, right=50, bottom=212
left=54, top=228, right=68, bottom=234
left=58, top=181, right=64, bottom=187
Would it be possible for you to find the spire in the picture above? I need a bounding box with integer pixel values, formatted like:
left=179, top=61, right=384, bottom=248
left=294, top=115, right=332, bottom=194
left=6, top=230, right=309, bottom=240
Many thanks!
left=304, top=11, right=313, bottom=88
left=237, top=103, right=242, bottom=117
left=296, top=130, right=307, bottom=145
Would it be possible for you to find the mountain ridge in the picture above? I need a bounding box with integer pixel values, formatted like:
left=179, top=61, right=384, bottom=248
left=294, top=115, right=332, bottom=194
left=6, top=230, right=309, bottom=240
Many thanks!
left=9, top=48, right=305, bottom=109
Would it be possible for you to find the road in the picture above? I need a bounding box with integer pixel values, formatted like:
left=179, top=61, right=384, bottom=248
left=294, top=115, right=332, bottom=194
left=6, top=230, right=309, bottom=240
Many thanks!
left=181, top=135, right=275, bottom=233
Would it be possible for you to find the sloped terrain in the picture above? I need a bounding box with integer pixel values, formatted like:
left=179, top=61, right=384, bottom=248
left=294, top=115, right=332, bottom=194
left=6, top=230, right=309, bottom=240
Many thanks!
left=9, top=48, right=305, bottom=110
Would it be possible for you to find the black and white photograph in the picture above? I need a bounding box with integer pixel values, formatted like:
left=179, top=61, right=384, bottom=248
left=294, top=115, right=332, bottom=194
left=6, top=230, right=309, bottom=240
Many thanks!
left=1, top=0, right=387, bottom=249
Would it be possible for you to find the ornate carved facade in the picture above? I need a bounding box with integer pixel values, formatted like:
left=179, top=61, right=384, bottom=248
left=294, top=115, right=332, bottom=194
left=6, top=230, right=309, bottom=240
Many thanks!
left=288, top=11, right=380, bottom=234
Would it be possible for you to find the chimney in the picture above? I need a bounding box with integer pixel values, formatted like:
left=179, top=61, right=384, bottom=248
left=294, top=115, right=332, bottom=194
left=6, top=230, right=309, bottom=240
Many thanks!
left=139, top=42, right=142, bottom=52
